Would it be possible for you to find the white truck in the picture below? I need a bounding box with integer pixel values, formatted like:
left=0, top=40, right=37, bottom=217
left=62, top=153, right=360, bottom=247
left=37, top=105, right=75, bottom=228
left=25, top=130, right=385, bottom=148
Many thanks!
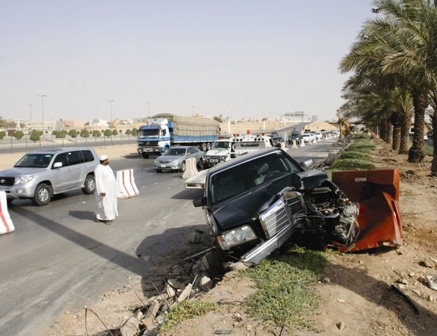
left=200, top=138, right=234, bottom=169
left=137, top=113, right=220, bottom=158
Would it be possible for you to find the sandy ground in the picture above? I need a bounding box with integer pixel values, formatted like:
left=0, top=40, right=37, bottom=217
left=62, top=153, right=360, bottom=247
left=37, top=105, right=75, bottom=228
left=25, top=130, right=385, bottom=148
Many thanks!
left=0, top=144, right=138, bottom=171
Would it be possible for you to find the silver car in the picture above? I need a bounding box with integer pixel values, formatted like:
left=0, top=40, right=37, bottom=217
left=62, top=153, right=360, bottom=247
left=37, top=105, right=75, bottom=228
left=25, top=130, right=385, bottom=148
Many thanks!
left=0, top=147, right=99, bottom=206
left=153, top=146, right=205, bottom=172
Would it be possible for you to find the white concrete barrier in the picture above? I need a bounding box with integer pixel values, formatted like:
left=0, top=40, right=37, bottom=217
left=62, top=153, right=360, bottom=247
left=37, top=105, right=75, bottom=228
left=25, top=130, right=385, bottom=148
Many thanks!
left=182, top=157, right=199, bottom=180
left=292, top=140, right=298, bottom=149
left=117, top=169, right=139, bottom=199
left=0, top=191, right=15, bottom=235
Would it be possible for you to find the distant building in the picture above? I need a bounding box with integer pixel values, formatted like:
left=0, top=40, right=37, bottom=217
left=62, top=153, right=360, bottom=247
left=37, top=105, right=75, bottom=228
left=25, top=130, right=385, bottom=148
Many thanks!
left=88, top=118, right=109, bottom=128
left=55, top=119, right=85, bottom=130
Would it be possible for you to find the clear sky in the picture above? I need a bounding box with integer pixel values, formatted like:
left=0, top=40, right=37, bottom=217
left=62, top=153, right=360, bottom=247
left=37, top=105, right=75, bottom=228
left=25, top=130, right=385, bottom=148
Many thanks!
left=1, top=1, right=375, bottom=123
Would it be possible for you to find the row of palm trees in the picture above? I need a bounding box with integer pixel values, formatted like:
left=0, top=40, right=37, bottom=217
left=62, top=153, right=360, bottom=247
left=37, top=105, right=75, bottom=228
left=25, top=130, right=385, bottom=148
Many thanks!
left=338, top=0, right=437, bottom=176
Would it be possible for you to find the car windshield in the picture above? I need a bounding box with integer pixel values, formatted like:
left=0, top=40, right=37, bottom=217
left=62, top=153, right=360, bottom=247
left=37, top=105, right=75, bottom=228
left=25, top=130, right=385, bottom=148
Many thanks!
left=209, top=152, right=302, bottom=205
left=213, top=141, right=229, bottom=149
left=14, top=154, right=54, bottom=168
left=166, top=148, right=187, bottom=156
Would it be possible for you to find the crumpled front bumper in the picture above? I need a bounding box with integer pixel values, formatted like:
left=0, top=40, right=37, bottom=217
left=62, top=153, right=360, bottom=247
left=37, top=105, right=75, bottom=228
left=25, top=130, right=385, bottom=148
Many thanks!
left=240, top=189, right=305, bottom=265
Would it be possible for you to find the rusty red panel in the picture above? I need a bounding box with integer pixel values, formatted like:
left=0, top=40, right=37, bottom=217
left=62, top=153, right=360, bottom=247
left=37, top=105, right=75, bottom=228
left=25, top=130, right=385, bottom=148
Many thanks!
left=332, top=170, right=403, bottom=252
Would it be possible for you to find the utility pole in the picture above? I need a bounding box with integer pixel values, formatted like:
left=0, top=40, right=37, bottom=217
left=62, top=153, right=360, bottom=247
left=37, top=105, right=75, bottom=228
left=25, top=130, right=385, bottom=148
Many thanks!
left=39, top=95, right=46, bottom=133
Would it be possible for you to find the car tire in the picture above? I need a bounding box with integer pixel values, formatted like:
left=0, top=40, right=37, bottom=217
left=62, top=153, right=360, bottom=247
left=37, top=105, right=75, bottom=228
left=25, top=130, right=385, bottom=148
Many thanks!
left=156, top=168, right=162, bottom=173
left=7, top=199, right=13, bottom=206
left=32, top=183, right=53, bottom=206
left=82, top=174, right=96, bottom=194
left=181, top=161, right=186, bottom=172
left=142, top=153, right=149, bottom=159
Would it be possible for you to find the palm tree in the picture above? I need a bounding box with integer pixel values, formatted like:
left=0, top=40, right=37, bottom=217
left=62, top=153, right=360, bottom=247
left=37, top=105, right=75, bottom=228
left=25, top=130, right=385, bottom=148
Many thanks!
left=341, top=0, right=437, bottom=172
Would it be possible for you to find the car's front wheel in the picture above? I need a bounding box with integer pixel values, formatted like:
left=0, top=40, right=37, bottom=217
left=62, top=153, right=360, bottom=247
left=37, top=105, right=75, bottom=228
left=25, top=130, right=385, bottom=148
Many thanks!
left=180, top=161, right=186, bottom=172
left=32, top=183, right=53, bottom=206
left=82, top=174, right=96, bottom=194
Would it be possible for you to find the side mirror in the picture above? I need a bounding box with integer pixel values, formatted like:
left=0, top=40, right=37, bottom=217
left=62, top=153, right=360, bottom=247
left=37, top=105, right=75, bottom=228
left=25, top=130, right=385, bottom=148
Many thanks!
left=299, top=159, right=314, bottom=170
left=193, top=197, right=207, bottom=207
left=53, top=162, right=63, bottom=168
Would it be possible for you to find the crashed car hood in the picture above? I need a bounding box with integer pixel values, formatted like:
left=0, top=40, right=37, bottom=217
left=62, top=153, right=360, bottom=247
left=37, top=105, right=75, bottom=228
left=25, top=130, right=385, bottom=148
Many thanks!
left=212, top=176, right=294, bottom=231
left=206, top=149, right=228, bottom=155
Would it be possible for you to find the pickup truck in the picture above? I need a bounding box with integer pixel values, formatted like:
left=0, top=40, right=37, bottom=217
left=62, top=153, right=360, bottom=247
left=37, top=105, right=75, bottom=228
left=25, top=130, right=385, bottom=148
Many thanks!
left=201, top=139, right=233, bottom=169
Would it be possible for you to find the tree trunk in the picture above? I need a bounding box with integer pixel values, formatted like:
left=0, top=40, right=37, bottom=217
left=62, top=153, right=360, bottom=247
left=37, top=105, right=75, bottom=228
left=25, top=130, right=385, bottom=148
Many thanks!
left=431, top=111, right=437, bottom=176
left=408, top=91, right=426, bottom=163
left=390, top=112, right=401, bottom=151
left=379, top=118, right=391, bottom=143
left=399, top=108, right=412, bottom=155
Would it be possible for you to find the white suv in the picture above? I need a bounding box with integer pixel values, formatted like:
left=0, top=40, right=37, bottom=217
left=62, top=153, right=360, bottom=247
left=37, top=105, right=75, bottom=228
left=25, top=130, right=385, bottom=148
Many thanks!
left=0, top=147, right=99, bottom=206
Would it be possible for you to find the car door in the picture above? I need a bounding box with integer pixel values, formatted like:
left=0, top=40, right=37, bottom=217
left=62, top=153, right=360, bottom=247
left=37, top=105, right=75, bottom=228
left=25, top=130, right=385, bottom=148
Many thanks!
left=64, top=150, right=85, bottom=190
left=188, top=147, right=201, bottom=163
left=52, top=151, right=83, bottom=192
left=51, top=152, right=71, bottom=192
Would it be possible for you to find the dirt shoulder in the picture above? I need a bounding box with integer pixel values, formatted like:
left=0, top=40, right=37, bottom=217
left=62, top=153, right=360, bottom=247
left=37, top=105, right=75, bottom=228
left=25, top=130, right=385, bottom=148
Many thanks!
left=52, top=138, right=437, bottom=336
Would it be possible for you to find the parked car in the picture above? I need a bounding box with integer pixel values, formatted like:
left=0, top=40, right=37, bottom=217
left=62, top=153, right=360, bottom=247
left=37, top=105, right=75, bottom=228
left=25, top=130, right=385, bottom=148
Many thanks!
left=311, top=131, right=323, bottom=141
left=153, top=146, right=205, bottom=173
left=301, top=133, right=314, bottom=143
left=288, top=132, right=302, bottom=145
left=0, top=147, right=99, bottom=206
left=271, top=136, right=284, bottom=147
left=193, top=147, right=360, bottom=267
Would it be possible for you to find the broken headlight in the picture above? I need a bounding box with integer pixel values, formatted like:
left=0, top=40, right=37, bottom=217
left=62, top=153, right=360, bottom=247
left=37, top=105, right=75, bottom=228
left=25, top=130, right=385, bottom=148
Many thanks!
left=217, top=225, right=257, bottom=250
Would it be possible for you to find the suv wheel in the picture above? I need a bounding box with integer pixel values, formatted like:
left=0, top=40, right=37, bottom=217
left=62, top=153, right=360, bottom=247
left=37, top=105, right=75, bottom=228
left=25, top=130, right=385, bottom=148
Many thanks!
left=82, top=174, right=96, bottom=194
left=32, top=183, right=52, bottom=206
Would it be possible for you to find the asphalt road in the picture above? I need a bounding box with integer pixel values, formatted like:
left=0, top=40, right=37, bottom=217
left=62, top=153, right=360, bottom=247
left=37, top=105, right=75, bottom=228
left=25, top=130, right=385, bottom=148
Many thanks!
left=0, top=137, right=340, bottom=336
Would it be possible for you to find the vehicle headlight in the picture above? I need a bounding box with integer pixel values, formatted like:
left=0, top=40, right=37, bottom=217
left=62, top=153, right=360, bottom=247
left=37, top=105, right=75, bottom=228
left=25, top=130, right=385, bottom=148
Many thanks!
left=15, top=175, right=34, bottom=185
left=220, top=156, right=227, bottom=160
left=217, top=225, right=257, bottom=250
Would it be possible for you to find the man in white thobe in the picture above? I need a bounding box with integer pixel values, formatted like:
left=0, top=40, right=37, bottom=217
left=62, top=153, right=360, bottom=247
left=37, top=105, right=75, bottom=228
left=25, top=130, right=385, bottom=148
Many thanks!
left=94, top=154, right=118, bottom=225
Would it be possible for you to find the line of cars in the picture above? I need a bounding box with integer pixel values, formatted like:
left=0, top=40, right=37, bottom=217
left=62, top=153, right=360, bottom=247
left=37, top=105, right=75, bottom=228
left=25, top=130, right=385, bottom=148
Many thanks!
left=287, top=129, right=338, bottom=145
left=153, top=132, right=277, bottom=173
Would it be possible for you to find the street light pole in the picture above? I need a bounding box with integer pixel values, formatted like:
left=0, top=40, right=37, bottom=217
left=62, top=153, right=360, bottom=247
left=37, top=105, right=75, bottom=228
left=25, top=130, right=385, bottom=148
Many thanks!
left=39, top=95, right=46, bottom=133
left=29, top=104, right=32, bottom=127
left=108, top=100, right=114, bottom=127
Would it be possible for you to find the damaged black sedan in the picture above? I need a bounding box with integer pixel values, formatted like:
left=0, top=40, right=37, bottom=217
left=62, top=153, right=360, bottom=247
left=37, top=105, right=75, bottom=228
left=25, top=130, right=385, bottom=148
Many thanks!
left=193, top=147, right=360, bottom=267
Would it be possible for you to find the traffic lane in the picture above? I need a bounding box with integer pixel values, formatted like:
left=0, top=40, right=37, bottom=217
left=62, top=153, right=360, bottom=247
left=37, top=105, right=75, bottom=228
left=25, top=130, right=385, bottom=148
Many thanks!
left=0, top=159, right=206, bottom=336
left=284, top=137, right=340, bottom=165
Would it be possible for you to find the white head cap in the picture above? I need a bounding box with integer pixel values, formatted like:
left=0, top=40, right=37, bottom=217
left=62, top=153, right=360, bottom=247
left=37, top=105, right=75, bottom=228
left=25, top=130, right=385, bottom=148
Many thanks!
left=99, top=154, right=108, bottom=161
